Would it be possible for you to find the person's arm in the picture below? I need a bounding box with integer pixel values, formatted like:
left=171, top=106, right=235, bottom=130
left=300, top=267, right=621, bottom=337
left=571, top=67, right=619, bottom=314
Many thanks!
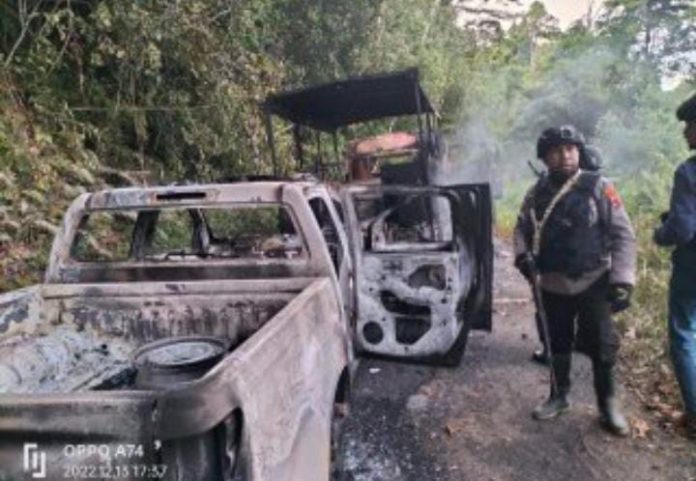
left=513, top=186, right=538, bottom=281
left=513, top=186, right=535, bottom=257
left=603, top=180, right=637, bottom=287
left=654, top=163, right=696, bottom=247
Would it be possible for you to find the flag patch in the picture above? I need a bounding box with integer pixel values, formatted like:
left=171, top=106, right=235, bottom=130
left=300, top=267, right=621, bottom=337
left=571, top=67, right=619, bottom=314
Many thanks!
left=604, top=184, right=622, bottom=207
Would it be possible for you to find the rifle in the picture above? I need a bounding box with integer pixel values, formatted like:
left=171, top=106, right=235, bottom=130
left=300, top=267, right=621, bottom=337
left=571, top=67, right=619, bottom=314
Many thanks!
left=526, top=257, right=557, bottom=394
left=527, top=159, right=544, bottom=178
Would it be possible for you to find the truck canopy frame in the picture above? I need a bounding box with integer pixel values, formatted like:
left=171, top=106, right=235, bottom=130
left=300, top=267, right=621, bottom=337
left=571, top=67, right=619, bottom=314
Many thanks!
left=263, top=68, right=435, bottom=132
left=262, top=68, right=438, bottom=176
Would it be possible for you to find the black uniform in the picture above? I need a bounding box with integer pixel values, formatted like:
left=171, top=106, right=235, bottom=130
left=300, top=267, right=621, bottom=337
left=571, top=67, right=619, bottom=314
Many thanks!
left=514, top=170, right=636, bottom=362
left=514, top=125, right=636, bottom=434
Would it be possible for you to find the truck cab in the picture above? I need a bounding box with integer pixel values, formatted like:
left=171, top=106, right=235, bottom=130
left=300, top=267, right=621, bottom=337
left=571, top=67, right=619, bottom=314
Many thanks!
left=263, top=68, right=493, bottom=365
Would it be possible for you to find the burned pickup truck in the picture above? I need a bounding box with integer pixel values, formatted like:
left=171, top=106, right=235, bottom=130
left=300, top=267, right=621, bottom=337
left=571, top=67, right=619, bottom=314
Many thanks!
left=0, top=181, right=355, bottom=481
left=0, top=69, right=492, bottom=481
left=263, top=68, right=493, bottom=365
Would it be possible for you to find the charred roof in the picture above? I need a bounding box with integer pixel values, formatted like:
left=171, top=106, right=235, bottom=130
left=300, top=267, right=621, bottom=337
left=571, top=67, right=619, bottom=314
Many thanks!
left=263, top=68, right=436, bottom=132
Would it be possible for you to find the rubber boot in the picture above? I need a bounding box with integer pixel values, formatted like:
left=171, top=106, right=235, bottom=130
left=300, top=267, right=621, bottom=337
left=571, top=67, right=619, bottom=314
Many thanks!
left=593, top=360, right=630, bottom=437
left=533, top=354, right=572, bottom=420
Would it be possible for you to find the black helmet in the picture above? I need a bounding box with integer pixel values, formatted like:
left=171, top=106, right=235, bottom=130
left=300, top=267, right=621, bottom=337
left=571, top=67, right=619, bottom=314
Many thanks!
left=676, top=93, right=696, bottom=123
left=536, top=124, right=586, bottom=160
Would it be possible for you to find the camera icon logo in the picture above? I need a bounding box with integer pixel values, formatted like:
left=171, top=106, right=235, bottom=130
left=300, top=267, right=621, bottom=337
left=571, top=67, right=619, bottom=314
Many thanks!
left=23, top=443, right=46, bottom=479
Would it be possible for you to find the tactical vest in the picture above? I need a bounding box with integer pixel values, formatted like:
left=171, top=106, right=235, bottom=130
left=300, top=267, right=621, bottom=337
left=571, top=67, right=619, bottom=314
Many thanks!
left=531, top=172, right=609, bottom=278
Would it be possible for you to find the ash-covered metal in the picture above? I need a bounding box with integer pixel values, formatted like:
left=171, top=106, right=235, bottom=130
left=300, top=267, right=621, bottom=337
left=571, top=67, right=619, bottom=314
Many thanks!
left=0, top=182, right=352, bottom=481
left=0, top=325, right=132, bottom=393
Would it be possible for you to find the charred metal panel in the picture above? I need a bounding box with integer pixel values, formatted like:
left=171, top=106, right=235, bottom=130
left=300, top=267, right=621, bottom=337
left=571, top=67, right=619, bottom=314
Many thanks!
left=343, top=182, right=491, bottom=361
left=60, top=295, right=289, bottom=345
left=0, top=326, right=132, bottom=393
left=0, top=278, right=349, bottom=481
left=62, top=263, right=302, bottom=284
left=0, top=279, right=314, bottom=395
left=0, top=286, right=42, bottom=336
left=353, top=252, right=472, bottom=357
left=450, top=183, right=493, bottom=331
left=45, top=182, right=339, bottom=286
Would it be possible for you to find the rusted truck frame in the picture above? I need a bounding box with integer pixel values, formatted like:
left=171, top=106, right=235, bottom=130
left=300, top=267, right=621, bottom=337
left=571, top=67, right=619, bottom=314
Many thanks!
left=0, top=182, right=353, bottom=481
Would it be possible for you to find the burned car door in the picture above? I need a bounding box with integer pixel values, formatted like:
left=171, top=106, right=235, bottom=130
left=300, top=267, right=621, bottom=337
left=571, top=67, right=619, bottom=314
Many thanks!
left=449, top=183, right=493, bottom=332
left=343, top=183, right=492, bottom=366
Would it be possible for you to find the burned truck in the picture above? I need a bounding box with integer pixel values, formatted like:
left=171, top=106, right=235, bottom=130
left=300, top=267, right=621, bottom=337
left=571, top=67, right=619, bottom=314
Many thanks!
left=263, top=68, right=493, bottom=365
left=0, top=181, right=356, bottom=481
left=0, top=69, right=493, bottom=481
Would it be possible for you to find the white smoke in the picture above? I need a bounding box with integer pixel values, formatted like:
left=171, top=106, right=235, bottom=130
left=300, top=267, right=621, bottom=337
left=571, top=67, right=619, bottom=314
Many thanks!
left=436, top=41, right=686, bottom=195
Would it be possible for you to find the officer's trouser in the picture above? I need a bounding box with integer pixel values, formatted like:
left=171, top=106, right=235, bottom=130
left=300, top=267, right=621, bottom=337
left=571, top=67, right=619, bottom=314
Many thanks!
left=540, top=274, right=620, bottom=365
left=669, top=247, right=696, bottom=417
left=534, top=311, right=546, bottom=346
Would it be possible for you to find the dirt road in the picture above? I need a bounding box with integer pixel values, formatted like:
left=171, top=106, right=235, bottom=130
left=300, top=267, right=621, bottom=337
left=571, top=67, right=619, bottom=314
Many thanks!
left=341, top=242, right=696, bottom=481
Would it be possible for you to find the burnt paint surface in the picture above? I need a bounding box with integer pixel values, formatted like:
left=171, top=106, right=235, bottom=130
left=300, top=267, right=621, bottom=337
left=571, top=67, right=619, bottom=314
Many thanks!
left=0, top=278, right=349, bottom=481
left=343, top=185, right=481, bottom=359
left=355, top=251, right=472, bottom=357
left=0, top=182, right=352, bottom=481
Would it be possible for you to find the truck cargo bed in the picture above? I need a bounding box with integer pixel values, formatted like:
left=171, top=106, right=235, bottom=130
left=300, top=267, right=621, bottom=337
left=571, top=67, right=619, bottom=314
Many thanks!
left=0, top=278, right=314, bottom=394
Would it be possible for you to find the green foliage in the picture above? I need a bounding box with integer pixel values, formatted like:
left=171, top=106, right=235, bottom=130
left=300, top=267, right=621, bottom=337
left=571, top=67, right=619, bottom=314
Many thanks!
left=2, top=0, right=486, bottom=182
left=0, top=0, right=487, bottom=290
left=1, top=1, right=696, bottom=416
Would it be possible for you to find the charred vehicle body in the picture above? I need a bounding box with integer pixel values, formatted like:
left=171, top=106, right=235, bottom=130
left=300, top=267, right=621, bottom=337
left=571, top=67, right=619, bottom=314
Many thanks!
left=0, top=68, right=493, bottom=481
left=264, top=68, right=493, bottom=365
left=0, top=182, right=354, bottom=481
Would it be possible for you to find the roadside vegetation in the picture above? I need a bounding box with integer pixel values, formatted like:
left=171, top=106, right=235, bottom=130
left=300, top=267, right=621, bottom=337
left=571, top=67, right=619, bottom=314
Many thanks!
left=1, top=0, right=695, bottom=435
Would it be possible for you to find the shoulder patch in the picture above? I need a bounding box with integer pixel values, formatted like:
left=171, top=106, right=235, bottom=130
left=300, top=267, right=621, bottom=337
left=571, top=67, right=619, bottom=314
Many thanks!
left=603, top=183, right=623, bottom=208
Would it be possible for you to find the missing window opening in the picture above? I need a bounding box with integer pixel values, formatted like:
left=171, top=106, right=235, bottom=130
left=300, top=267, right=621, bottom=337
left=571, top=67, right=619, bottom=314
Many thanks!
left=379, top=291, right=431, bottom=316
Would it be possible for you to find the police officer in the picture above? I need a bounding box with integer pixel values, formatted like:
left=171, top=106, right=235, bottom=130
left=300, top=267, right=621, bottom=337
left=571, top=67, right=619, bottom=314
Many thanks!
left=514, top=125, right=637, bottom=436
left=530, top=143, right=606, bottom=365
left=654, top=94, right=696, bottom=438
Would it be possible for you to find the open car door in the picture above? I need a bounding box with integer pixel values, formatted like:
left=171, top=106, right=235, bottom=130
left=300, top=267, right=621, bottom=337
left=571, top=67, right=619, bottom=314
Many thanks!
left=342, top=183, right=492, bottom=366
left=450, top=183, right=493, bottom=332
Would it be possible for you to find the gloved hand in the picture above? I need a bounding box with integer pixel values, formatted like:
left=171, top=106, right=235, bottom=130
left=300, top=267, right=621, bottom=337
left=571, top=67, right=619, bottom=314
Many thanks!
left=608, top=283, right=632, bottom=313
left=514, top=253, right=536, bottom=282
